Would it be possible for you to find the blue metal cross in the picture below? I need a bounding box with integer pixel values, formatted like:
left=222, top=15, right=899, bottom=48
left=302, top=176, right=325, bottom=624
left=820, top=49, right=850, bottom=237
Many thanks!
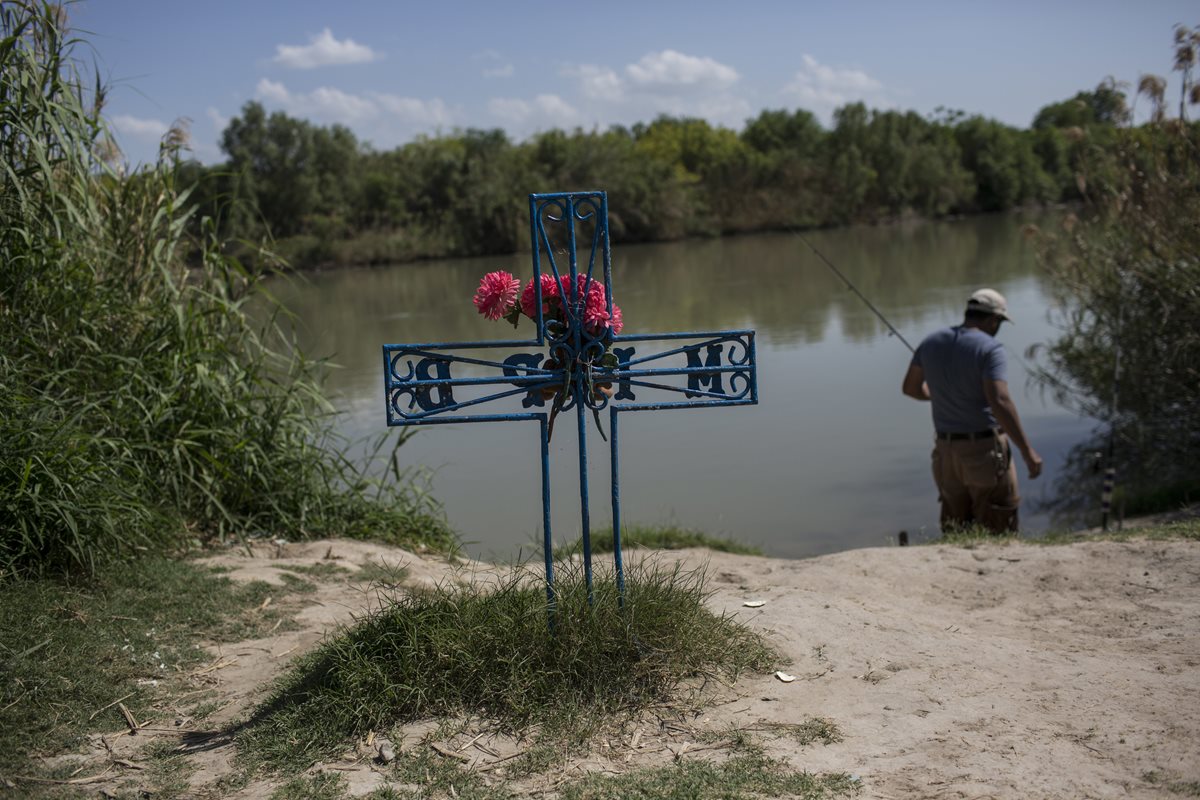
left=382, top=191, right=757, bottom=608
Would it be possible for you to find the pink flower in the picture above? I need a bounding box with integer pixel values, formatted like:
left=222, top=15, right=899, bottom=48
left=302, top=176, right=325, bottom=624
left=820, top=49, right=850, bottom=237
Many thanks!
left=583, top=301, right=610, bottom=330
left=559, top=274, right=605, bottom=306
left=520, top=273, right=561, bottom=320
left=608, top=303, right=623, bottom=334
left=473, top=270, right=521, bottom=321
left=512, top=272, right=623, bottom=335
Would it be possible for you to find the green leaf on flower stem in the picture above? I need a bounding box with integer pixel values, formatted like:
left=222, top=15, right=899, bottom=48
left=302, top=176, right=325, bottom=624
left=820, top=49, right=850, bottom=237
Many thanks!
left=503, top=306, right=522, bottom=329
left=592, top=408, right=608, bottom=442
left=600, top=352, right=619, bottom=369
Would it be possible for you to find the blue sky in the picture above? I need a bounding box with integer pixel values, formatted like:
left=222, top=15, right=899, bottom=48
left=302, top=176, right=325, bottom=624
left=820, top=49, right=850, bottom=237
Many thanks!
left=72, top=0, right=1197, bottom=166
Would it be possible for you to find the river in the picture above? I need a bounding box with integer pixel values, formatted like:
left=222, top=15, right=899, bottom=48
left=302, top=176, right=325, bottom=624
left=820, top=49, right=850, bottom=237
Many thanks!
left=268, top=212, right=1096, bottom=560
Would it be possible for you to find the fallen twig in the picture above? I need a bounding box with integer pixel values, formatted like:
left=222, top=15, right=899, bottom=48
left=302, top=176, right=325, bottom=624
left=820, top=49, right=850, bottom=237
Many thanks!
left=89, top=693, right=135, bottom=722
left=431, top=742, right=472, bottom=763
left=473, top=748, right=529, bottom=773
left=12, top=766, right=114, bottom=785
left=0, top=692, right=27, bottom=714
left=459, top=731, right=487, bottom=752
left=193, top=657, right=237, bottom=676
left=117, top=702, right=140, bottom=735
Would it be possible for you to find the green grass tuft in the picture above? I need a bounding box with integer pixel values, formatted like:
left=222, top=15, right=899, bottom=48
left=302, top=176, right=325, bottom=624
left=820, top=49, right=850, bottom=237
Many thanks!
left=1037, top=517, right=1200, bottom=545
left=554, top=524, right=762, bottom=559
left=238, top=560, right=776, bottom=770
left=270, top=772, right=348, bottom=800
left=350, top=559, right=412, bottom=586
left=558, top=752, right=860, bottom=800
left=928, top=517, right=1200, bottom=549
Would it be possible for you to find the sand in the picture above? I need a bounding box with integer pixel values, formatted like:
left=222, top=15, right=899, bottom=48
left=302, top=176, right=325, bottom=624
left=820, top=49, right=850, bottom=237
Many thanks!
left=73, top=535, right=1200, bottom=798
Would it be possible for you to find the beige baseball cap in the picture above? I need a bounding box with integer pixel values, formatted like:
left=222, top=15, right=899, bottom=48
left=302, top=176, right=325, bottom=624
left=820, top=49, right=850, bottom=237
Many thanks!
left=967, top=288, right=1013, bottom=322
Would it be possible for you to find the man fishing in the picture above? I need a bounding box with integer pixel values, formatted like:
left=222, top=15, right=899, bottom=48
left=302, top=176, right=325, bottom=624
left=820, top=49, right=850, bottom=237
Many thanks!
left=902, top=288, right=1043, bottom=533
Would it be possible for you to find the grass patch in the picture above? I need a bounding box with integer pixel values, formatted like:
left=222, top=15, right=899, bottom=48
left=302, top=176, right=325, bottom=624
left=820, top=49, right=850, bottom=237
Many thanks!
left=554, top=524, right=762, bottom=559
left=929, top=517, right=1200, bottom=549
left=0, top=558, right=300, bottom=781
left=758, top=718, right=843, bottom=747
left=1038, top=517, right=1200, bottom=544
left=372, top=736, right=515, bottom=800
left=933, top=524, right=1019, bottom=548
left=238, top=560, right=776, bottom=770
left=350, top=559, right=412, bottom=586
left=270, top=771, right=348, bottom=800
left=280, top=563, right=353, bottom=582
left=558, top=752, right=859, bottom=800
left=1143, top=770, right=1200, bottom=797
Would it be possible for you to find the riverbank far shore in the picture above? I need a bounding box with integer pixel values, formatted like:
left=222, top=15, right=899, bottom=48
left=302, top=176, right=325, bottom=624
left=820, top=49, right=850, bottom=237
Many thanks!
left=51, top=533, right=1200, bottom=798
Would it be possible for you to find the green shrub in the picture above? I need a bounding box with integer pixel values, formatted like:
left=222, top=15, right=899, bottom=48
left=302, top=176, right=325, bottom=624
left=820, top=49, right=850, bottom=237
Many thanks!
left=1029, top=36, right=1200, bottom=520
left=0, top=2, right=454, bottom=578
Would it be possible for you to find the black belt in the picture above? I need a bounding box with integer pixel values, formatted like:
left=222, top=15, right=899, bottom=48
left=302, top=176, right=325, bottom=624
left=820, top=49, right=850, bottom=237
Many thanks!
left=936, top=429, right=998, bottom=441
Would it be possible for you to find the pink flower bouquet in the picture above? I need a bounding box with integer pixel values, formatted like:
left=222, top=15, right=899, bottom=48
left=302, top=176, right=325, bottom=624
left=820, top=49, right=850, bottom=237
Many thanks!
left=474, top=270, right=623, bottom=336
left=473, top=270, right=622, bottom=415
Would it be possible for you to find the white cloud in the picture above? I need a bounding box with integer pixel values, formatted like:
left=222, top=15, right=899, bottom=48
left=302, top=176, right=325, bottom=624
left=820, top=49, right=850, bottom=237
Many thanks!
left=783, top=54, right=884, bottom=112
left=273, top=28, right=380, bottom=69
left=625, top=49, right=738, bottom=93
left=307, top=86, right=377, bottom=120
left=255, top=79, right=454, bottom=130
left=566, top=64, right=624, bottom=102
left=488, top=94, right=578, bottom=131
left=533, top=94, right=577, bottom=119
left=256, top=77, right=291, bottom=105
left=561, top=52, right=748, bottom=130
left=206, top=106, right=229, bottom=131
left=372, top=94, right=454, bottom=126
left=110, top=114, right=168, bottom=139
left=488, top=97, right=530, bottom=123
left=255, top=78, right=377, bottom=121
left=482, top=64, right=514, bottom=79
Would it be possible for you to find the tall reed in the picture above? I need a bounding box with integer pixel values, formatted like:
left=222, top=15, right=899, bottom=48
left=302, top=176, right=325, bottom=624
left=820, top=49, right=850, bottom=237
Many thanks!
left=0, top=2, right=454, bottom=579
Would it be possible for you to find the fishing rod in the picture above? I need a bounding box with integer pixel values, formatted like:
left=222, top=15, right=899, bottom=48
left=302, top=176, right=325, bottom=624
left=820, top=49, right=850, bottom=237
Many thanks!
left=785, top=226, right=915, bottom=548
left=788, top=228, right=916, bottom=354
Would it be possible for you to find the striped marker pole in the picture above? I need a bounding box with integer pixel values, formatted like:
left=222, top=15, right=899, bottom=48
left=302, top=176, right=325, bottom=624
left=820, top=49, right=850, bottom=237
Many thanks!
left=1101, top=463, right=1115, bottom=532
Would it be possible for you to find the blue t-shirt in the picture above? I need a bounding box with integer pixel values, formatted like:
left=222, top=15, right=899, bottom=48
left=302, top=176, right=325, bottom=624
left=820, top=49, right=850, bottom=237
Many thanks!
left=911, top=325, right=1007, bottom=434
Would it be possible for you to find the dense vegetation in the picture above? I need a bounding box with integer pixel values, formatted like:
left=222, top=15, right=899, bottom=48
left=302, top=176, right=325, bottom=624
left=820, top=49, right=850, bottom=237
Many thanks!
left=186, top=87, right=1132, bottom=270
left=1030, top=25, right=1200, bottom=522
left=0, top=2, right=454, bottom=579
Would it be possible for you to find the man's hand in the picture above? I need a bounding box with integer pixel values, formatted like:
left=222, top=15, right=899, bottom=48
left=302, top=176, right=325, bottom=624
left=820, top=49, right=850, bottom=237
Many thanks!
left=902, top=363, right=930, bottom=401
left=984, top=378, right=1042, bottom=479
left=1021, top=447, right=1043, bottom=479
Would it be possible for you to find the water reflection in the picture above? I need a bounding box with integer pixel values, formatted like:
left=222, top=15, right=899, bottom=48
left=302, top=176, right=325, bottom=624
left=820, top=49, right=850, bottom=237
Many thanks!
left=269, top=211, right=1091, bottom=559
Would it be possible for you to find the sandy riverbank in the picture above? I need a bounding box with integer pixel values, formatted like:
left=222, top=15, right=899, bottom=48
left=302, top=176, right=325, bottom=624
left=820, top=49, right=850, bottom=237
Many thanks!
left=77, top=533, right=1200, bottom=798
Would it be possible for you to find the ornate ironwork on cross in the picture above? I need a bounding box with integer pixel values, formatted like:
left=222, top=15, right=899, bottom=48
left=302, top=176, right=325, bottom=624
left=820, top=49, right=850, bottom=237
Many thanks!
left=382, top=191, right=757, bottom=611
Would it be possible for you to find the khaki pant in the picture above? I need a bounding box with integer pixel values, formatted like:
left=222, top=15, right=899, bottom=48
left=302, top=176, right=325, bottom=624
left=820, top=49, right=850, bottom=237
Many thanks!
left=931, top=434, right=1020, bottom=533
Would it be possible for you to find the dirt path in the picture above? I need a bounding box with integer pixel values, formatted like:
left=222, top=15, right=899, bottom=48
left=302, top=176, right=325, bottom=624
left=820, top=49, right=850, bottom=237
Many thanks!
left=78, top=536, right=1200, bottom=798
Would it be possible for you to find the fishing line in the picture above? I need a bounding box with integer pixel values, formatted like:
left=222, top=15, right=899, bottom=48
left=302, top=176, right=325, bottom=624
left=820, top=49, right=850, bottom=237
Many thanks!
left=787, top=228, right=916, bottom=354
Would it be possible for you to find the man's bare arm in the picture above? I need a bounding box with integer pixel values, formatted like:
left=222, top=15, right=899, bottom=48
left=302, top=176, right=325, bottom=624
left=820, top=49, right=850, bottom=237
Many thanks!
left=902, top=363, right=930, bottom=401
left=983, top=379, right=1043, bottom=478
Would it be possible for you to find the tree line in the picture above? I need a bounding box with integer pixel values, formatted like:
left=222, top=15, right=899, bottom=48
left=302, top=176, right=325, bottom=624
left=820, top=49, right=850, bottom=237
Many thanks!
left=180, top=86, right=1129, bottom=270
